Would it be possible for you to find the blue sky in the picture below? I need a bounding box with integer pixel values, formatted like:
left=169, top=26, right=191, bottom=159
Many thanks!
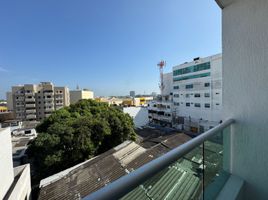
left=0, top=0, right=221, bottom=99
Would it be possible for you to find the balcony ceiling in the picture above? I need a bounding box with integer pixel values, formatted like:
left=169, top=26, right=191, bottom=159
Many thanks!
left=215, top=0, right=234, bottom=8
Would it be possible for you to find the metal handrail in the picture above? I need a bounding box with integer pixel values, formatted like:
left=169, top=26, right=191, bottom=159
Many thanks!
left=84, top=119, right=235, bottom=200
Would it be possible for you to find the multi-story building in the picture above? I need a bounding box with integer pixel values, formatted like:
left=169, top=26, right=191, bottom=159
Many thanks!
left=70, top=89, right=94, bottom=104
left=148, top=72, right=174, bottom=127
left=0, top=128, right=31, bottom=199
left=129, top=91, right=135, bottom=98
left=172, top=54, right=222, bottom=132
left=8, top=82, right=70, bottom=121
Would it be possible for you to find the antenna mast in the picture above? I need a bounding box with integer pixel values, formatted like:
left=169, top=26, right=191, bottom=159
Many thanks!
left=157, top=60, right=166, bottom=95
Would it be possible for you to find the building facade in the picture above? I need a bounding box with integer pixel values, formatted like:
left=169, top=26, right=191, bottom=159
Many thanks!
left=8, top=82, right=70, bottom=121
left=70, top=89, right=94, bottom=104
left=148, top=72, right=174, bottom=127
left=172, top=54, right=222, bottom=132
left=0, top=128, right=31, bottom=199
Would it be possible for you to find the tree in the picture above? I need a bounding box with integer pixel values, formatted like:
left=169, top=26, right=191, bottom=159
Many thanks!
left=27, top=99, right=136, bottom=180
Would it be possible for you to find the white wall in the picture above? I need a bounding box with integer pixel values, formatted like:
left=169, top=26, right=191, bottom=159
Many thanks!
left=173, top=54, right=222, bottom=123
left=0, top=128, right=14, bottom=199
left=123, top=107, right=149, bottom=128
left=222, top=0, right=268, bottom=198
left=162, top=72, right=173, bottom=96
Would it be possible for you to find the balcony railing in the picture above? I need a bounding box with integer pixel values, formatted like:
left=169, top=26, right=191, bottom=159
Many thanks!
left=84, top=119, right=234, bottom=200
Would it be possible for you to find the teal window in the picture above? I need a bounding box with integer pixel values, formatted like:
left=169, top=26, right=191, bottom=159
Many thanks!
left=174, top=72, right=211, bottom=82
left=173, top=62, right=210, bottom=76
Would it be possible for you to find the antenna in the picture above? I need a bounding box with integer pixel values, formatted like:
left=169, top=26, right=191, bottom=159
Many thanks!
left=157, top=60, right=166, bottom=95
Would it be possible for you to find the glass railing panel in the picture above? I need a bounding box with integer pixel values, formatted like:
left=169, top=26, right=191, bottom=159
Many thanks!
left=120, top=145, right=204, bottom=200
left=203, top=126, right=231, bottom=199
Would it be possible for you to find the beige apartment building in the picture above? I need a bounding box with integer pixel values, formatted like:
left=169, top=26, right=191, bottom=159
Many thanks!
left=70, top=89, right=94, bottom=104
left=8, top=82, right=70, bottom=121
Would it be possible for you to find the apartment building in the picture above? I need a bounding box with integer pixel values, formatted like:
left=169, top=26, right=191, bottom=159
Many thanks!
left=9, top=82, right=70, bottom=121
left=148, top=72, right=174, bottom=127
left=173, top=54, right=222, bottom=132
left=70, top=89, right=94, bottom=104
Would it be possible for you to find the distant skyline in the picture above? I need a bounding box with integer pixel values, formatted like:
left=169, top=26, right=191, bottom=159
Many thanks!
left=0, top=0, right=221, bottom=99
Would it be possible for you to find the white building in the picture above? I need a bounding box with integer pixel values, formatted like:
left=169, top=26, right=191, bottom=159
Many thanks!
left=172, top=54, right=222, bottom=132
left=123, top=107, right=149, bottom=128
left=0, top=128, right=31, bottom=199
left=70, top=89, right=94, bottom=104
left=148, top=72, right=174, bottom=127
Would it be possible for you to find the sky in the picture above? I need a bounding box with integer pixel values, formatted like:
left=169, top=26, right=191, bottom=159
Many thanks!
left=0, top=0, right=221, bottom=99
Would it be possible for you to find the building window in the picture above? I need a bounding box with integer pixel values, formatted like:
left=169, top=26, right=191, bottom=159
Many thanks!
left=186, top=94, right=190, bottom=98
left=173, top=86, right=179, bottom=90
left=216, top=103, right=220, bottom=105
left=216, top=92, right=220, bottom=95
left=173, top=62, right=210, bottom=76
left=204, top=93, right=210, bottom=97
left=205, top=103, right=210, bottom=108
left=186, top=102, right=190, bottom=107
left=194, top=103, right=201, bottom=107
left=185, top=84, right=193, bottom=89
left=174, top=94, right=179, bottom=98
left=204, top=82, right=210, bottom=87
left=194, top=93, right=201, bottom=97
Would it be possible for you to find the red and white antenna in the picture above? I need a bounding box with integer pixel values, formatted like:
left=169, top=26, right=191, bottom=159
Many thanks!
left=157, top=60, right=166, bottom=95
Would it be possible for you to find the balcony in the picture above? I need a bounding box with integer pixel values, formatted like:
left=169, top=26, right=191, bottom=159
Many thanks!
left=25, top=104, right=36, bottom=108
left=25, top=98, right=35, bottom=102
left=25, top=109, right=36, bottom=114
left=26, top=114, right=36, bottom=119
left=84, top=119, right=240, bottom=200
left=25, top=92, right=34, bottom=96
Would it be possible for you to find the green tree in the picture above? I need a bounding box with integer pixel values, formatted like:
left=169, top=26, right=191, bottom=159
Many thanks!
left=27, top=99, right=136, bottom=180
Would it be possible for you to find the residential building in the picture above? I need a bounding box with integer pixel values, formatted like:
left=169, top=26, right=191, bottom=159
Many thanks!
left=148, top=72, right=174, bottom=127
left=70, top=89, right=94, bottom=104
left=172, top=54, right=222, bottom=132
left=0, top=128, right=31, bottom=199
left=8, top=82, right=70, bottom=121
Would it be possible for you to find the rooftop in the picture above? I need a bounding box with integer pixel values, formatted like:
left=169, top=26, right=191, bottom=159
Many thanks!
left=38, top=133, right=191, bottom=200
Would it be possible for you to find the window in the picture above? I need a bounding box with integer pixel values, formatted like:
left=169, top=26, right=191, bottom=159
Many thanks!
left=204, top=93, right=210, bottom=97
left=194, top=93, right=201, bottom=97
left=186, top=94, right=190, bottom=98
left=167, top=106, right=170, bottom=109
left=205, top=103, right=210, bottom=108
left=174, top=72, right=211, bottom=82
left=194, top=103, right=201, bottom=107
left=216, top=92, right=220, bottom=95
left=186, top=102, right=190, bottom=107
left=174, top=94, right=179, bottom=98
left=174, top=102, right=180, bottom=106
left=173, top=62, right=210, bottom=76
left=216, top=103, right=220, bottom=105
left=173, top=86, right=179, bottom=90
left=185, top=84, right=193, bottom=89
left=204, top=82, right=210, bottom=87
